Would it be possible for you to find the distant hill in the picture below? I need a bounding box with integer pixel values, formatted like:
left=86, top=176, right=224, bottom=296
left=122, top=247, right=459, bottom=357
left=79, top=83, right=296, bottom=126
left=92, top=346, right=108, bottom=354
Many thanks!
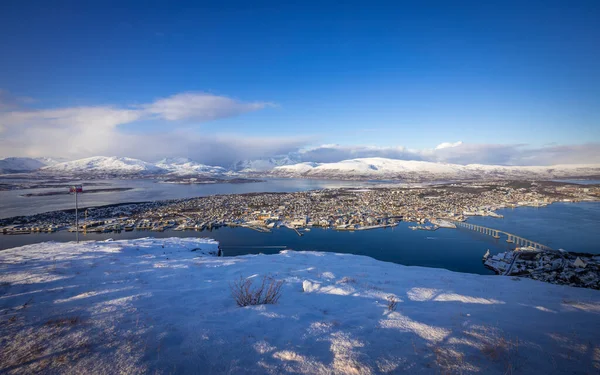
left=231, top=155, right=300, bottom=172
left=270, top=157, right=600, bottom=181
left=38, top=156, right=228, bottom=177
left=155, top=157, right=227, bottom=175
left=0, top=157, right=54, bottom=174
left=41, top=156, right=165, bottom=175
left=4, top=155, right=600, bottom=181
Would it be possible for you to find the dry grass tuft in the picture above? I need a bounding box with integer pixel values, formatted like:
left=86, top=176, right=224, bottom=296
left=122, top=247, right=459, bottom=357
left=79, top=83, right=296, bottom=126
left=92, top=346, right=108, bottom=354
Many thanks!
left=44, top=316, right=81, bottom=327
left=481, top=336, right=521, bottom=374
left=230, top=275, right=284, bottom=307
left=431, top=345, right=465, bottom=373
left=387, top=295, right=398, bottom=311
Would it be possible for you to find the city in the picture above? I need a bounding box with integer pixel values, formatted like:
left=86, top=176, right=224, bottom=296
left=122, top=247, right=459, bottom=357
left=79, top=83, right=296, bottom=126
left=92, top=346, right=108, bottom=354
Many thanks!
left=2, top=180, right=598, bottom=234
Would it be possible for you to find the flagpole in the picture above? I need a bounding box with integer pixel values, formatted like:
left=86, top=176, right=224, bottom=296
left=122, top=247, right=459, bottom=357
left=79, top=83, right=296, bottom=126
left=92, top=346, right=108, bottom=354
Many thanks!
left=75, top=189, right=79, bottom=243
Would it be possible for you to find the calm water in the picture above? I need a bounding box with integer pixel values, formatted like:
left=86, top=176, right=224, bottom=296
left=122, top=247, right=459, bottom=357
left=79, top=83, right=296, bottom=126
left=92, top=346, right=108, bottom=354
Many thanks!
left=0, top=178, right=381, bottom=219
left=2, top=202, right=599, bottom=275
left=465, top=202, right=600, bottom=253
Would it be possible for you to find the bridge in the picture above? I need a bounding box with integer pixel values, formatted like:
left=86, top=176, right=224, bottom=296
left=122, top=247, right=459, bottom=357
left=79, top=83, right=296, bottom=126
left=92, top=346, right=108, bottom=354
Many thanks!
left=451, top=221, right=552, bottom=250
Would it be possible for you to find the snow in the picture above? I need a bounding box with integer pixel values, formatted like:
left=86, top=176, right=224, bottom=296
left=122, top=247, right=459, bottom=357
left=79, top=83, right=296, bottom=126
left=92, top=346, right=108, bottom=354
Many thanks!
left=6, top=153, right=600, bottom=179
left=232, top=155, right=300, bottom=172
left=272, top=157, right=600, bottom=180
left=38, top=156, right=226, bottom=176
left=155, top=157, right=227, bottom=175
left=0, top=157, right=48, bottom=174
left=42, top=156, right=164, bottom=174
left=1, top=238, right=599, bottom=374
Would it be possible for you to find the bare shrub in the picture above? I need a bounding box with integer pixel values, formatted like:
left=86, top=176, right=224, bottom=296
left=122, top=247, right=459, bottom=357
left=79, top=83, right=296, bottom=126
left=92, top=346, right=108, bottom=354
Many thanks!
left=230, top=275, right=284, bottom=307
left=481, top=336, right=521, bottom=374
left=387, top=295, right=398, bottom=311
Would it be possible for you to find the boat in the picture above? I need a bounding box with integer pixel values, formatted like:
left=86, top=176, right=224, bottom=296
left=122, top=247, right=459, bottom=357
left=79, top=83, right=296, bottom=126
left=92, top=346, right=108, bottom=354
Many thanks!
left=483, top=249, right=491, bottom=261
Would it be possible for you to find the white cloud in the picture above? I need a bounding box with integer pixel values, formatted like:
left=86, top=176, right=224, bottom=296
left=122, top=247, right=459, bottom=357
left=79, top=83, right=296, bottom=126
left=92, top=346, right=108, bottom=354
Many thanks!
left=0, top=91, right=276, bottom=160
left=296, top=144, right=421, bottom=163
left=435, top=141, right=463, bottom=150
left=105, top=132, right=311, bottom=167
left=1, top=89, right=597, bottom=167
left=143, top=92, right=274, bottom=121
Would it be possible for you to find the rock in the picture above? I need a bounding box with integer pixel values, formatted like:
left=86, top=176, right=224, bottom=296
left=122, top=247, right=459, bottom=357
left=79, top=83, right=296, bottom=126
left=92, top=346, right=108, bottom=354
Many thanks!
left=302, top=280, right=321, bottom=293
left=573, top=257, right=587, bottom=268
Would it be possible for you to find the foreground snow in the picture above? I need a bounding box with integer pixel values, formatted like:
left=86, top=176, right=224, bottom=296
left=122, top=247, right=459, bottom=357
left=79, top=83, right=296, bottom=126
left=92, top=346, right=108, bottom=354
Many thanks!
left=1, top=238, right=599, bottom=374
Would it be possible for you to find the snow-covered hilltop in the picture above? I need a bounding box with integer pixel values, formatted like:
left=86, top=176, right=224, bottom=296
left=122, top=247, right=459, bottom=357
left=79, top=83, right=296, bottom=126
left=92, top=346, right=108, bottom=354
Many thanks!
left=3, top=154, right=600, bottom=181
left=0, top=238, right=598, bottom=374
left=42, top=156, right=165, bottom=175
left=231, top=155, right=300, bottom=172
left=155, top=157, right=227, bottom=176
left=35, top=156, right=227, bottom=177
left=271, top=157, right=600, bottom=181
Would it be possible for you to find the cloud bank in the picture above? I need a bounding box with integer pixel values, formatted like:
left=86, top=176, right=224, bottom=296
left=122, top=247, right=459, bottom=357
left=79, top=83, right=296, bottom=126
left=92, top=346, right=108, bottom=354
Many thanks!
left=0, top=91, right=280, bottom=163
left=1, top=89, right=598, bottom=167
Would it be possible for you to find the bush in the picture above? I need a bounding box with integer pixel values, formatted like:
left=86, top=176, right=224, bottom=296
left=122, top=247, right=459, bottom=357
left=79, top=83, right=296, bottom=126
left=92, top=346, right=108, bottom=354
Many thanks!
left=230, top=275, right=284, bottom=307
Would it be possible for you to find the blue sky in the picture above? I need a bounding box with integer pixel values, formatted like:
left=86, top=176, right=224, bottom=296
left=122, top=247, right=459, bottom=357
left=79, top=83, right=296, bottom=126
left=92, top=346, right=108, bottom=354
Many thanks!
left=0, top=0, right=599, bottom=165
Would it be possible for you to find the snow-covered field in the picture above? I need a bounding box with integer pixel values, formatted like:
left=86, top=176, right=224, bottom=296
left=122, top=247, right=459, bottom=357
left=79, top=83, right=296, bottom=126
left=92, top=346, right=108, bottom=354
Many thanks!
left=1, top=238, right=599, bottom=374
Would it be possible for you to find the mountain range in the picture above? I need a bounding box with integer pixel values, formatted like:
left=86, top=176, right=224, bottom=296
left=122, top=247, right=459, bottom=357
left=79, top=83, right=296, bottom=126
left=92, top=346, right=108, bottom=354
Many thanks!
left=1, top=155, right=599, bottom=181
left=269, top=157, right=600, bottom=180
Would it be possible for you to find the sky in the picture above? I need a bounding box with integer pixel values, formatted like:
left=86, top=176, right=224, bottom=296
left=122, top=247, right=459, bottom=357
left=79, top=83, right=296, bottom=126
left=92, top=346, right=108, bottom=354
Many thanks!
left=0, top=0, right=599, bottom=166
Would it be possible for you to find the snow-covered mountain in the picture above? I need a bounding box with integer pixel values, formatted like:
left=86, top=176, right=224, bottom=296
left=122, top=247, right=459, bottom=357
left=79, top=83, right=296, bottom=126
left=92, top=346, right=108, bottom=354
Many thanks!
left=41, top=156, right=165, bottom=175
left=6, top=154, right=600, bottom=181
left=271, top=157, right=600, bottom=181
left=155, top=157, right=227, bottom=175
left=232, top=155, right=300, bottom=172
left=0, top=157, right=55, bottom=174
left=38, top=156, right=228, bottom=177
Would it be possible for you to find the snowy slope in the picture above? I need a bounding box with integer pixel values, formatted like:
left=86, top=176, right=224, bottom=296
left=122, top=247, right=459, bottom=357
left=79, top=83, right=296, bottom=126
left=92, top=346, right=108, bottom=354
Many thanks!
left=1, top=237, right=598, bottom=374
left=155, top=157, right=227, bottom=175
left=232, top=155, right=300, bottom=172
left=41, top=156, right=166, bottom=175
left=34, top=157, right=65, bottom=166
left=272, top=157, right=600, bottom=180
left=0, top=157, right=48, bottom=173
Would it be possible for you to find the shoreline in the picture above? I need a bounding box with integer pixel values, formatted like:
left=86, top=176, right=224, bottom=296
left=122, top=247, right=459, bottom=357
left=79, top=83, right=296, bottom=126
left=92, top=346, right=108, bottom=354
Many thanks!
left=2, top=202, right=599, bottom=276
